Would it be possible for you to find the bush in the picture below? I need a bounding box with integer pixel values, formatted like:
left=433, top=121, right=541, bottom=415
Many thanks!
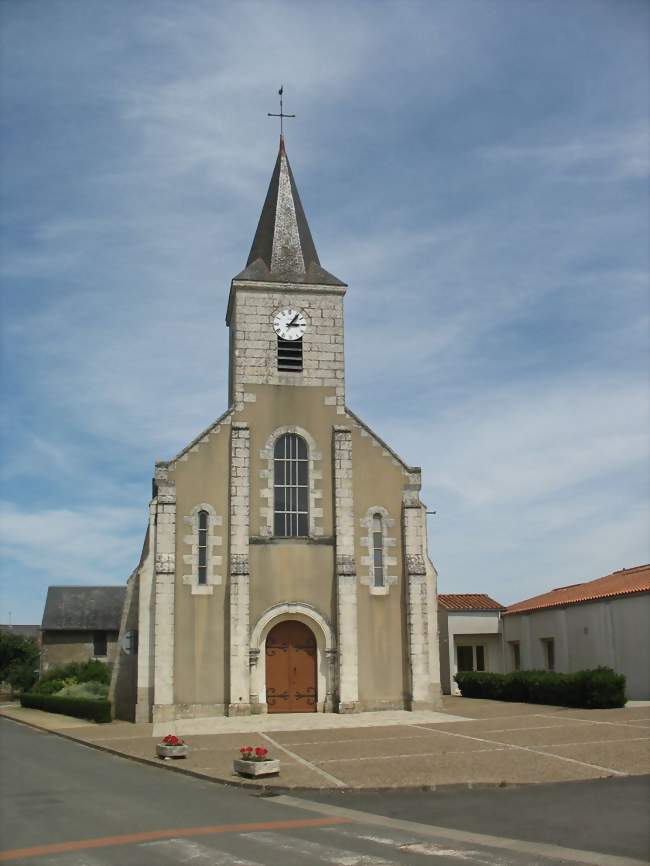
left=58, top=681, right=109, bottom=699
left=4, top=659, right=39, bottom=693
left=20, top=693, right=112, bottom=723
left=454, top=667, right=626, bottom=709
left=32, top=678, right=65, bottom=695
left=33, top=659, right=110, bottom=694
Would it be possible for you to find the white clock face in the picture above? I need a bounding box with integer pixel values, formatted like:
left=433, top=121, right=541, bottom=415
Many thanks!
left=273, top=308, right=307, bottom=341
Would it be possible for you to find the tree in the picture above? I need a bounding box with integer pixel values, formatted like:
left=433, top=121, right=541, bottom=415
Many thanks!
left=0, top=632, right=40, bottom=692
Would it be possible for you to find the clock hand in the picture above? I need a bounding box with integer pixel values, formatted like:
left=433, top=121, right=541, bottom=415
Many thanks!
left=288, top=314, right=300, bottom=326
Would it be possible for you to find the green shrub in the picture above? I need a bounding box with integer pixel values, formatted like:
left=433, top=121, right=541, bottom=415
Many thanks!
left=454, top=667, right=626, bottom=709
left=33, top=659, right=110, bottom=693
left=58, top=681, right=108, bottom=699
left=20, top=693, right=111, bottom=723
left=33, top=678, right=65, bottom=695
left=4, top=659, right=39, bottom=693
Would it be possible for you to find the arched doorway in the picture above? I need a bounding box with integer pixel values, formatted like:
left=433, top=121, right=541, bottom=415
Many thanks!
left=265, top=620, right=317, bottom=713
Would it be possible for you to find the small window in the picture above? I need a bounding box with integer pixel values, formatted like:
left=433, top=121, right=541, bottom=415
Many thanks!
left=372, top=513, right=385, bottom=587
left=457, top=645, right=474, bottom=672
left=273, top=433, right=309, bottom=536
left=123, top=630, right=139, bottom=655
left=542, top=638, right=555, bottom=671
left=93, top=632, right=107, bottom=657
left=510, top=641, right=521, bottom=671
left=197, top=509, right=208, bottom=585
left=475, top=644, right=485, bottom=672
left=277, top=337, right=303, bottom=371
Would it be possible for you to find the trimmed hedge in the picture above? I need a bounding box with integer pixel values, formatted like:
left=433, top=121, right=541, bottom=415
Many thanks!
left=454, top=667, right=626, bottom=709
left=20, top=692, right=112, bottom=723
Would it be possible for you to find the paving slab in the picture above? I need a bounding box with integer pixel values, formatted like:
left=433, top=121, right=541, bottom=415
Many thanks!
left=313, top=747, right=612, bottom=788
left=481, top=722, right=648, bottom=747
left=544, top=739, right=650, bottom=775
left=159, top=707, right=468, bottom=737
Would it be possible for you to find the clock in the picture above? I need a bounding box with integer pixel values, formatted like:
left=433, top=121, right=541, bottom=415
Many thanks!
left=273, top=308, right=307, bottom=341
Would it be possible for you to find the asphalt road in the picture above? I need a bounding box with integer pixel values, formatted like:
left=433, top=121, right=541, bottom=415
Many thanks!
left=1, top=718, right=647, bottom=866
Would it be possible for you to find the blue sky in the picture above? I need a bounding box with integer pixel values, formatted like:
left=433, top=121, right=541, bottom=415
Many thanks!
left=1, top=0, right=648, bottom=623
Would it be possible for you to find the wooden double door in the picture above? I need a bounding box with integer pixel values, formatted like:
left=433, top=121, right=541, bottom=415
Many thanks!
left=265, top=620, right=317, bottom=713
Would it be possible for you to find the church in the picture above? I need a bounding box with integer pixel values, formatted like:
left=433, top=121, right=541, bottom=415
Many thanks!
left=112, top=134, right=442, bottom=723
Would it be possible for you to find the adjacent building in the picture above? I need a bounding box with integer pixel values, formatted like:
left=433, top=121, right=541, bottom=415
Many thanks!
left=438, top=594, right=505, bottom=694
left=41, top=586, right=126, bottom=673
left=502, top=564, right=650, bottom=699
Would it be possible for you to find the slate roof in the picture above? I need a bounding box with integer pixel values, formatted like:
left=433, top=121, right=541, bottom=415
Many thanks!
left=438, top=594, right=506, bottom=611
left=504, top=564, right=650, bottom=616
left=234, top=137, right=345, bottom=287
left=41, top=586, right=126, bottom=631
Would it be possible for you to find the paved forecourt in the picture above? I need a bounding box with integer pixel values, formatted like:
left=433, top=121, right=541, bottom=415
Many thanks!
left=2, top=718, right=648, bottom=866
left=1, top=696, right=649, bottom=790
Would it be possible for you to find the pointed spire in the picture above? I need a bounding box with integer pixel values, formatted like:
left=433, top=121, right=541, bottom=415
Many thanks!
left=235, top=138, right=345, bottom=286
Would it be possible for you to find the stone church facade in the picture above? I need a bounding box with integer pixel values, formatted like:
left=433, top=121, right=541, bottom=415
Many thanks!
left=112, top=137, right=441, bottom=723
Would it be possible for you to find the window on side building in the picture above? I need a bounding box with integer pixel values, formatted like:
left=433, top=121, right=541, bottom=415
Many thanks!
left=457, top=645, right=474, bottom=672
left=510, top=640, right=521, bottom=671
left=93, top=632, right=107, bottom=657
left=541, top=637, right=555, bottom=671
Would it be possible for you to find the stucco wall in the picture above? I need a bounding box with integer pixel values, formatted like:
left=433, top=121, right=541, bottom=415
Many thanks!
left=167, top=418, right=230, bottom=710
left=503, top=593, right=650, bottom=699
left=350, top=422, right=409, bottom=708
left=442, top=611, right=503, bottom=694
left=41, top=631, right=119, bottom=673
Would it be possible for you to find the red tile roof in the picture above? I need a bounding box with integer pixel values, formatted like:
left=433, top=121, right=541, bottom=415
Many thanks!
left=504, top=564, right=650, bottom=616
left=438, top=593, right=506, bottom=611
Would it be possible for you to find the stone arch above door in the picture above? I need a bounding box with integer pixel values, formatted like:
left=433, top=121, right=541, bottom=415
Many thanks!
left=249, top=603, right=335, bottom=713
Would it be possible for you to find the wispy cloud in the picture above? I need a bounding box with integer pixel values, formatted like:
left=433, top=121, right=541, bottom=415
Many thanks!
left=1, top=0, right=647, bottom=620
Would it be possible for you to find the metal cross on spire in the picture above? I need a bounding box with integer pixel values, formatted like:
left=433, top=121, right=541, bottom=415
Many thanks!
left=267, top=85, right=295, bottom=138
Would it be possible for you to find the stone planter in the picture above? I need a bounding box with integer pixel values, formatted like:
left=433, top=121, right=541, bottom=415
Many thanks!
left=233, top=758, right=280, bottom=778
left=156, top=743, right=189, bottom=759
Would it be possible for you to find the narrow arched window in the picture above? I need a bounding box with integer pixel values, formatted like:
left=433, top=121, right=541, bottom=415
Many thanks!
left=274, top=433, right=308, bottom=537
left=197, top=509, right=208, bottom=584
left=372, top=513, right=384, bottom=587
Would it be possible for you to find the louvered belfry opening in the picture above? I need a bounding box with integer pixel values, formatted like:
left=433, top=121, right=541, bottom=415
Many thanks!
left=277, top=336, right=303, bottom=371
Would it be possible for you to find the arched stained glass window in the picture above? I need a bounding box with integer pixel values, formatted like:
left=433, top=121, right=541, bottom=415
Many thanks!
left=197, top=509, right=209, bottom=584
left=372, top=513, right=384, bottom=587
left=274, top=433, right=309, bottom=537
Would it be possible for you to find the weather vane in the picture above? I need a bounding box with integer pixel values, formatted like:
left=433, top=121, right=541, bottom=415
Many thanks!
left=267, top=85, right=295, bottom=138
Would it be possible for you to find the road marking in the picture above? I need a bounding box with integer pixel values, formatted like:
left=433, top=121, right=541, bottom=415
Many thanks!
left=143, top=837, right=262, bottom=864
left=272, top=795, right=648, bottom=866
left=318, top=747, right=508, bottom=764
left=408, top=723, right=629, bottom=776
left=259, top=731, right=347, bottom=787
left=0, top=817, right=348, bottom=863
left=540, top=713, right=650, bottom=728
left=322, top=825, right=502, bottom=864
left=243, top=829, right=397, bottom=865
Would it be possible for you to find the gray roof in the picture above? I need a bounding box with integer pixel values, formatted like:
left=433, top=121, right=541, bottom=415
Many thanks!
left=234, top=137, right=345, bottom=287
left=41, top=586, right=126, bottom=631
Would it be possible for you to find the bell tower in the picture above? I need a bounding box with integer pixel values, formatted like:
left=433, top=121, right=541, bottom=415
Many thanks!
left=226, top=136, right=348, bottom=415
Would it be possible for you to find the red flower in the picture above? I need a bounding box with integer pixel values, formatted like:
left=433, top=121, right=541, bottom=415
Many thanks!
left=255, top=747, right=268, bottom=757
